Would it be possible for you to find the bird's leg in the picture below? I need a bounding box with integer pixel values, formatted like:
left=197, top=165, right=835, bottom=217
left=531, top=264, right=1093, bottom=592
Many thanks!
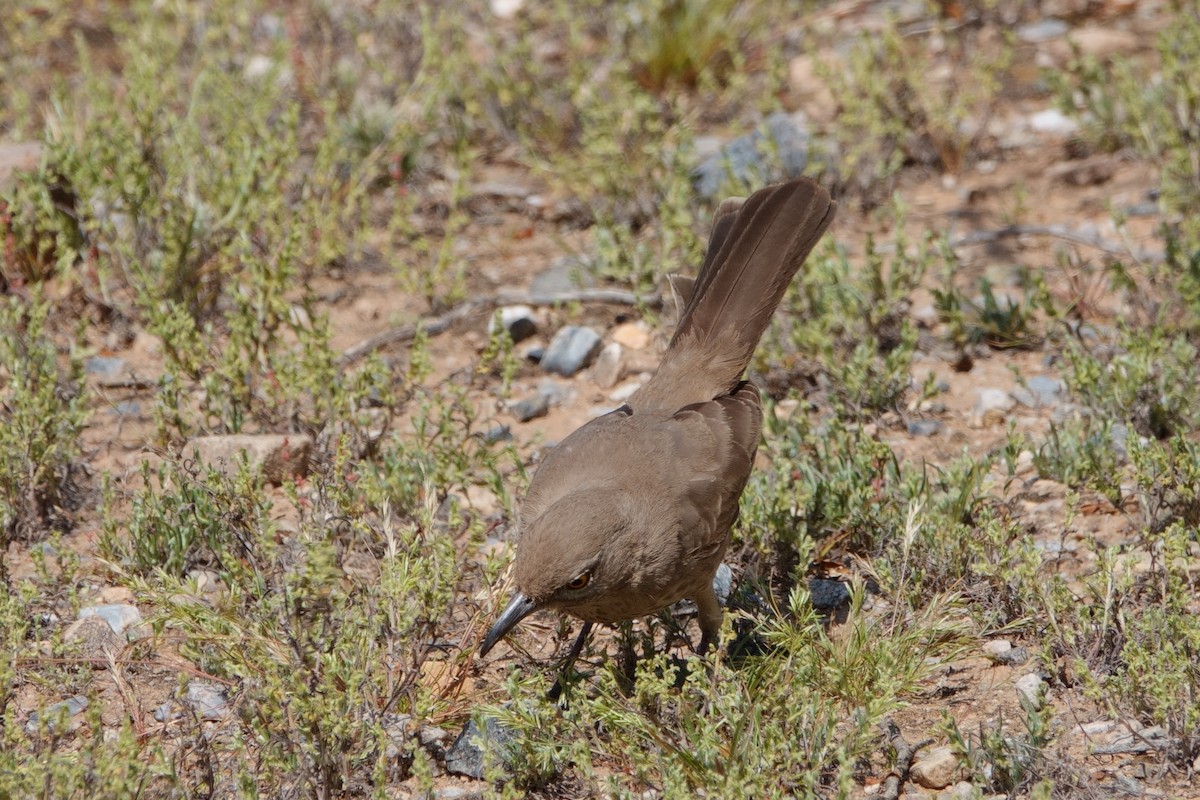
left=694, top=585, right=723, bottom=656
left=547, top=621, right=593, bottom=703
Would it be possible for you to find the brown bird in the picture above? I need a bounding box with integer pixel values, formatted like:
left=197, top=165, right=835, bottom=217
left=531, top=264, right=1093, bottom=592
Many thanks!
left=481, top=177, right=836, bottom=660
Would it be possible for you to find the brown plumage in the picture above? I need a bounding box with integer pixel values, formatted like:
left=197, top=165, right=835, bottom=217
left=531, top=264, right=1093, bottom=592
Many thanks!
left=481, top=177, right=836, bottom=658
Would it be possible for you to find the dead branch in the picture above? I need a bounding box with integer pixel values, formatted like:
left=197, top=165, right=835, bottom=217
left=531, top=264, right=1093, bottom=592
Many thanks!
left=880, top=719, right=935, bottom=800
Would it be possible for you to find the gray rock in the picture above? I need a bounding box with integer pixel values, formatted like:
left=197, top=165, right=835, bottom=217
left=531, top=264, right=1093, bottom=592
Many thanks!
left=78, top=603, right=144, bottom=639
left=981, top=639, right=1012, bottom=656
left=994, top=646, right=1029, bottom=666
left=1028, top=108, right=1079, bottom=136
left=970, top=388, right=1016, bottom=427
left=435, top=787, right=484, bottom=800
left=530, top=258, right=595, bottom=296
left=911, top=746, right=962, bottom=790
left=1092, top=724, right=1167, bottom=755
left=154, top=681, right=230, bottom=722
left=510, top=394, right=549, bottom=423
left=489, top=305, right=538, bottom=344
left=1014, top=376, right=1063, bottom=408
left=712, top=563, right=734, bottom=606
left=694, top=112, right=813, bottom=199
left=446, top=717, right=519, bottom=779
left=541, top=326, right=602, bottom=377
left=111, top=401, right=141, bottom=417
left=186, top=433, right=313, bottom=483
left=482, top=424, right=512, bottom=444
left=25, top=695, right=88, bottom=734
left=1017, top=18, right=1068, bottom=42
left=907, top=419, right=943, bottom=437
left=591, top=342, right=624, bottom=389
left=1015, top=672, right=1045, bottom=709
left=809, top=578, right=850, bottom=612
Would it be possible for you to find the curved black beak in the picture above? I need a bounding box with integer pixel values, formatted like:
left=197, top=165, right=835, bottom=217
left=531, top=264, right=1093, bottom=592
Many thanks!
left=480, top=592, right=538, bottom=656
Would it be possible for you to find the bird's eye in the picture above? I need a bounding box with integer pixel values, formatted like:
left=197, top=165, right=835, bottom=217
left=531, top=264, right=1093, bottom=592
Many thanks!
left=566, top=571, right=591, bottom=591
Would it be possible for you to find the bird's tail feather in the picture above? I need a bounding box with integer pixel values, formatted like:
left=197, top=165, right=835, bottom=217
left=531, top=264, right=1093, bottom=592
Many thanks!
left=632, top=178, right=835, bottom=411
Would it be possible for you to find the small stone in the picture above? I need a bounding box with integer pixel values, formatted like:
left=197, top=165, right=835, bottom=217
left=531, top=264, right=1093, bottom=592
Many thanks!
left=591, top=342, right=624, bottom=389
left=971, top=389, right=1016, bottom=427
left=154, top=681, right=230, bottom=722
left=536, top=379, right=574, bottom=407
left=446, top=717, right=519, bottom=779
left=540, top=326, right=602, bottom=377
left=712, top=563, right=734, bottom=606
left=186, top=434, right=313, bottom=483
left=611, top=322, right=651, bottom=350
left=419, top=726, right=450, bottom=747
left=64, top=616, right=125, bottom=659
left=982, top=639, right=1012, bottom=656
left=435, top=788, right=482, bottom=800
left=911, top=746, right=963, bottom=790
left=78, top=604, right=144, bottom=639
left=1017, top=18, right=1067, bottom=42
left=1015, top=673, right=1044, bottom=709
left=490, top=0, right=523, bottom=19
left=86, top=356, right=132, bottom=385
left=1025, top=376, right=1063, bottom=405
left=25, top=695, right=89, bottom=735
left=510, top=394, right=549, bottom=423
left=694, top=111, right=813, bottom=199
left=808, top=578, right=851, bottom=612
left=1028, top=108, right=1078, bottom=136
left=995, top=646, right=1029, bottom=666
left=489, top=305, right=538, bottom=344
left=608, top=379, right=643, bottom=403
left=482, top=424, right=512, bottom=444
left=530, top=258, right=595, bottom=296
left=907, top=419, right=942, bottom=437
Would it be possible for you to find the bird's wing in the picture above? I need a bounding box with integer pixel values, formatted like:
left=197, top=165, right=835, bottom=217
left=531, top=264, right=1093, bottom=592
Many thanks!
left=657, top=382, right=763, bottom=557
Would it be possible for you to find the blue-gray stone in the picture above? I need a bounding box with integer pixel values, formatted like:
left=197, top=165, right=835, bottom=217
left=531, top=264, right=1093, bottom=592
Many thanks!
left=541, top=326, right=602, bottom=377
left=907, top=419, right=943, bottom=437
left=25, top=695, right=89, bottom=734
left=510, top=394, right=549, bottom=423
left=86, top=356, right=127, bottom=377
left=1026, top=376, right=1062, bottom=404
left=78, top=604, right=143, bottom=637
left=1017, top=19, right=1068, bottom=42
left=712, top=563, right=734, bottom=606
left=154, top=681, right=230, bottom=722
left=446, top=716, right=519, bottom=779
left=694, top=112, right=812, bottom=199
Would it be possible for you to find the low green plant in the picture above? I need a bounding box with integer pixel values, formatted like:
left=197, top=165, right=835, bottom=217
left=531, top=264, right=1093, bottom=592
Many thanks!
left=0, top=292, right=90, bottom=565
left=821, top=18, right=1012, bottom=193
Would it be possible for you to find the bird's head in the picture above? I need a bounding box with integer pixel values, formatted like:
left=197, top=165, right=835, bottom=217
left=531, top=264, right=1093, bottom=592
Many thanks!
left=479, top=490, right=638, bottom=656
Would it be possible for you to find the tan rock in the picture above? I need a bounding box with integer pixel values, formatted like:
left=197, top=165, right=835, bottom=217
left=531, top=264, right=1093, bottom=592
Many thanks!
left=591, top=342, right=624, bottom=389
left=186, top=433, right=313, bottom=483
left=611, top=322, right=651, bottom=350
left=911, top=746, right=964, bottom=790
left=0, top=142, right=42, bottom=190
